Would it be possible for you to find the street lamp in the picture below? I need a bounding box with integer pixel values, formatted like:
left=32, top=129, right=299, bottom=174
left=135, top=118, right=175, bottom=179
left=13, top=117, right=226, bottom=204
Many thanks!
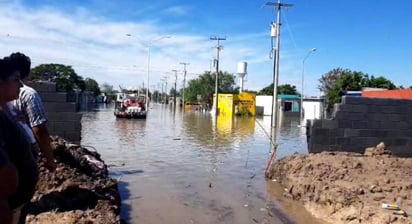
left=300, top=48, right=316, bottom=126
left=127, top=34, right=170, bottom=111
left=146, top=36, right=171, bottom=111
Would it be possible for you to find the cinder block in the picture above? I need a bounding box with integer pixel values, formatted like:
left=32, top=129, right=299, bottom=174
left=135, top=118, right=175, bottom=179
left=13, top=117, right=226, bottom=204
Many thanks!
left=352, top=121, right=368, bottom=129
left=337, top=119, right=353, bottom=128
left=384, top=130, right=400, bottom=138
left=400, top=130, right=412, bottom=138
left=350, top=105, right=368, bottom=113
left=323, top=145, right=343, bottom=151
left=55, top=103, right=77, bottom=112
left=379, top=105, right=396, bottom=114
left=53, top=121, right=81, bottom=133
left=311, top=120, right=322, bottom=128
left=47, top=112, right=82, bottom=121
left=387, top=146, right=412, bottom=157
left=341, top=96, right=361, bottom=105
left=43, top=102, right=56, bottom=112
left=27, top=81, right=56, bottom=92
left=336, top=104, right=352, bottom=112
left=359, top=129, right=377, bottom=137
left=366, top=122, right=381, bottom=129
left=350, top=137, right=380, bottom=148
left=336, top=137, right=351, bottom=145
left=369, top=113, right=388, bottom=121
left=367, top=105, right=380, bottom=113
left=396, top=122, right=408, bottom=130
left=39, top=92, right=67, bottom=102
left=379, top=121, right=397, bottom=130
left=312, top=128, right=330, bottom=136
left=308, top=144, right=323, bottom=153
left=322, top=120, right=338, bottom=129
left=391, top=138, right=410, bottom=146
left=345, top=112, right=367, bottom=121
left=344, top=129, right=361, bottom=137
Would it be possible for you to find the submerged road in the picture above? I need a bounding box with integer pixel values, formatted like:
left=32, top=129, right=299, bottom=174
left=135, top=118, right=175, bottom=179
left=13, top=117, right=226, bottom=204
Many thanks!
left=81, top=103, right=323, bottom=224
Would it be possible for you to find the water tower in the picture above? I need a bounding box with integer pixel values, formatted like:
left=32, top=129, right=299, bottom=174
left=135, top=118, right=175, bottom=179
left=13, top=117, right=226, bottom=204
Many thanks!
left=237, top=62, right=247, bottom=93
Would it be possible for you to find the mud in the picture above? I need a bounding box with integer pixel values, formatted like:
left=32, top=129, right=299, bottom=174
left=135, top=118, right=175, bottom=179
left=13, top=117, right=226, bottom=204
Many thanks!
left=267, top=143, right=412, bottom=224
left=25, top=136, right=121, bottom=224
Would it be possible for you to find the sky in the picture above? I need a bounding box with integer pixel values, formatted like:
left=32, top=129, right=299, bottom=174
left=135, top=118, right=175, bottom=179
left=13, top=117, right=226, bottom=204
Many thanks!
left=1, top=0, right=412, bottom=96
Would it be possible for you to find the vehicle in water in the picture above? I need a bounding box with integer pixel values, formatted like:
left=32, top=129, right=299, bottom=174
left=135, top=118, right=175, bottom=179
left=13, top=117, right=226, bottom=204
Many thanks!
left=114, top=92, right=147, bottom=119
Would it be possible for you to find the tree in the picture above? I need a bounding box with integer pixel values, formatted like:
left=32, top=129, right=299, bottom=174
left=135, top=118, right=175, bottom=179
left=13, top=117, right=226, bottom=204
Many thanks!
left=318, top=68, right=350, bottom=94
left=169, top=87, right=180, bottom=97
left=257, top=83, right=299, bottom=95
left=184, top=71, right=237, bottom=104
left=324, top=70, right=397, bottom=111
left=31, top=64, right=85, bottom=92
left=100, top=83, right=114, bottom=95
left=84, top=78, right=101, bottom=96
left=367, top=76, right=396, bottom=89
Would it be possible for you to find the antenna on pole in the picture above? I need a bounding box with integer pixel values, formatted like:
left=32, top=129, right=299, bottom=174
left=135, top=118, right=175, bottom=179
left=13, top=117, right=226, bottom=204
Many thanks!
left=264, top=0, right=293, bottom=176
left=210, top=36, right=226, bottom=116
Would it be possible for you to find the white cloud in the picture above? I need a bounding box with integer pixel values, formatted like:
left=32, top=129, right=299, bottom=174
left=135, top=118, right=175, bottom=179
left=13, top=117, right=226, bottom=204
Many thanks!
left=0, top=1, right=305, bottom=93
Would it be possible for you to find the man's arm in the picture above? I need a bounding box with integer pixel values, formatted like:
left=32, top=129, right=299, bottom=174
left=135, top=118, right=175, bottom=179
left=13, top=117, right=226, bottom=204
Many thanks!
left=23, top=89, right=56, bottom=171
left=32, top=123, right=56, bottom=171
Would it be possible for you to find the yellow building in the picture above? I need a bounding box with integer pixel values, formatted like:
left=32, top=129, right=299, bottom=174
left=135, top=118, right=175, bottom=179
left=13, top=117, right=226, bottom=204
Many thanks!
left=213, top=92, right=256, bottom=117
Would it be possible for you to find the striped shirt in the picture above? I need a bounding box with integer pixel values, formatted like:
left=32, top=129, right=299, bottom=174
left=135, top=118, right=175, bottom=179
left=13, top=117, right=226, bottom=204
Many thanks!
left=16, top=84, right=48, bottom=128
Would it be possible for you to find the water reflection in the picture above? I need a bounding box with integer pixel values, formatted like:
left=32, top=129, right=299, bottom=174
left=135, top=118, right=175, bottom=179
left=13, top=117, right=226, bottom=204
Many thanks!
left=81, top=104, right=315, bottom=224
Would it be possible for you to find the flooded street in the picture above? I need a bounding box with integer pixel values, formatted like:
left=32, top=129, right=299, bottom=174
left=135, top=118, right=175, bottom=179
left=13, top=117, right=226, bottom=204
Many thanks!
left=81, top=103, right=322, bottom=224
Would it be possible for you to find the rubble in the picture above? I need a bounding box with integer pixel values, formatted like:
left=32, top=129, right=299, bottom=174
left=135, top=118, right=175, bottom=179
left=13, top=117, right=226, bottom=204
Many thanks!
left=25, top=136, right=121, bottom=224
left=266, top=142, right=412, bottom=224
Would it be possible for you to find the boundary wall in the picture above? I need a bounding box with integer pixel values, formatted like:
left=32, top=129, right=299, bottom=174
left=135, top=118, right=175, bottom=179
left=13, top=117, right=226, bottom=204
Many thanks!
left=308, top=96, right=412, bottom=156
left=28, top=81, right=82, bottom=144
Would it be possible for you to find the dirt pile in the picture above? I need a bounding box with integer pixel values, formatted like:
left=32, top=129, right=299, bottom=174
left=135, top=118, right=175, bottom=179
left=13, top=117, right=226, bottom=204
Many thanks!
left=267, top=143, right=412, bottom=224
left=25, top=136, right=121, bottom=224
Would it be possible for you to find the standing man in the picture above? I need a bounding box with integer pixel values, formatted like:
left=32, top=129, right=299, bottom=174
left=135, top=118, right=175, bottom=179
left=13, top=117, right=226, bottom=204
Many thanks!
left=5, top=52, right=56, bottom=171
left=0, top=57, right=39, bottom=224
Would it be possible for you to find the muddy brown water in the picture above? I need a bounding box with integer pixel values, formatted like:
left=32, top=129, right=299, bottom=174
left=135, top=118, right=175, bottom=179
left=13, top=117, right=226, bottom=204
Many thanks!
left=80, top=103, right=324, bottom=224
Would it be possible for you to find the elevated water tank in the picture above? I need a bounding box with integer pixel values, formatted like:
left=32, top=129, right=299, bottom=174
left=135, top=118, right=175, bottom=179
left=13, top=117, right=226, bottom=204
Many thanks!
left=237, top=62, right=247, bottom=77
left=237, top=62, right=247, bottom=93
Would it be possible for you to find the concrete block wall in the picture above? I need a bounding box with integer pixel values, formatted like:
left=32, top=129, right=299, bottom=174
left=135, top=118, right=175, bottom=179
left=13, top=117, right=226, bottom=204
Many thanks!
left=27, top=81, right=82, bottom=144
left=308, top=96, right=412, bottom=156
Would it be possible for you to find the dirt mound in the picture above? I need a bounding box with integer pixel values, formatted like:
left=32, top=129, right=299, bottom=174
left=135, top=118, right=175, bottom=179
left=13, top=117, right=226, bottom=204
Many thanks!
left=25, top=136, right=121, bottom=224
left=267, top=143, right=412, bottom=224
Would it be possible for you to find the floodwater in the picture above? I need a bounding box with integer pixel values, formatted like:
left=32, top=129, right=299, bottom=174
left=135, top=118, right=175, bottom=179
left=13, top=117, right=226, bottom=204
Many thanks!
left=80, top=103, right=324, bottom=224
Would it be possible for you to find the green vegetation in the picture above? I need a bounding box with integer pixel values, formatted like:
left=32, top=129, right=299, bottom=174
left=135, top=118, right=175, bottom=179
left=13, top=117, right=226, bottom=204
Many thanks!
left=257, top=83, right=299, bottom=95
left=319, top=68, right=397, bottom=111
left=30, top=63, right=102, bottom=95
left=183, top=71, right=237, bottom=104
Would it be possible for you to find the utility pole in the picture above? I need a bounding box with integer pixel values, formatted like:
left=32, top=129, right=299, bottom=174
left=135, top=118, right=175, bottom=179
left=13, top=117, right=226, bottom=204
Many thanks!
left=210, top=36, right=226, bottom=116
left=160, top=78, right=165, bottom=104
left=180, top=62, right=189, bottom=112
left=172, top=69, right=178, bottom=110
left=266, top=0, right=293, bottom=151
left=164, top=75, right=168, bottom=105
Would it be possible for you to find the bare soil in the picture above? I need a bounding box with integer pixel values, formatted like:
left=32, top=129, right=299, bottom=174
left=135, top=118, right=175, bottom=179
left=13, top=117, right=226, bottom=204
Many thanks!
left=25, top=137, right=121, bottom=224
left=266, top=143, right=412, bottom=224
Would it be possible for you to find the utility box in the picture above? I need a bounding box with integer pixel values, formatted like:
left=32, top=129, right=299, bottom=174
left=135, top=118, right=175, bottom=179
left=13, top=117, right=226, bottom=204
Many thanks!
left=214, top=92, right=256, bottom=117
